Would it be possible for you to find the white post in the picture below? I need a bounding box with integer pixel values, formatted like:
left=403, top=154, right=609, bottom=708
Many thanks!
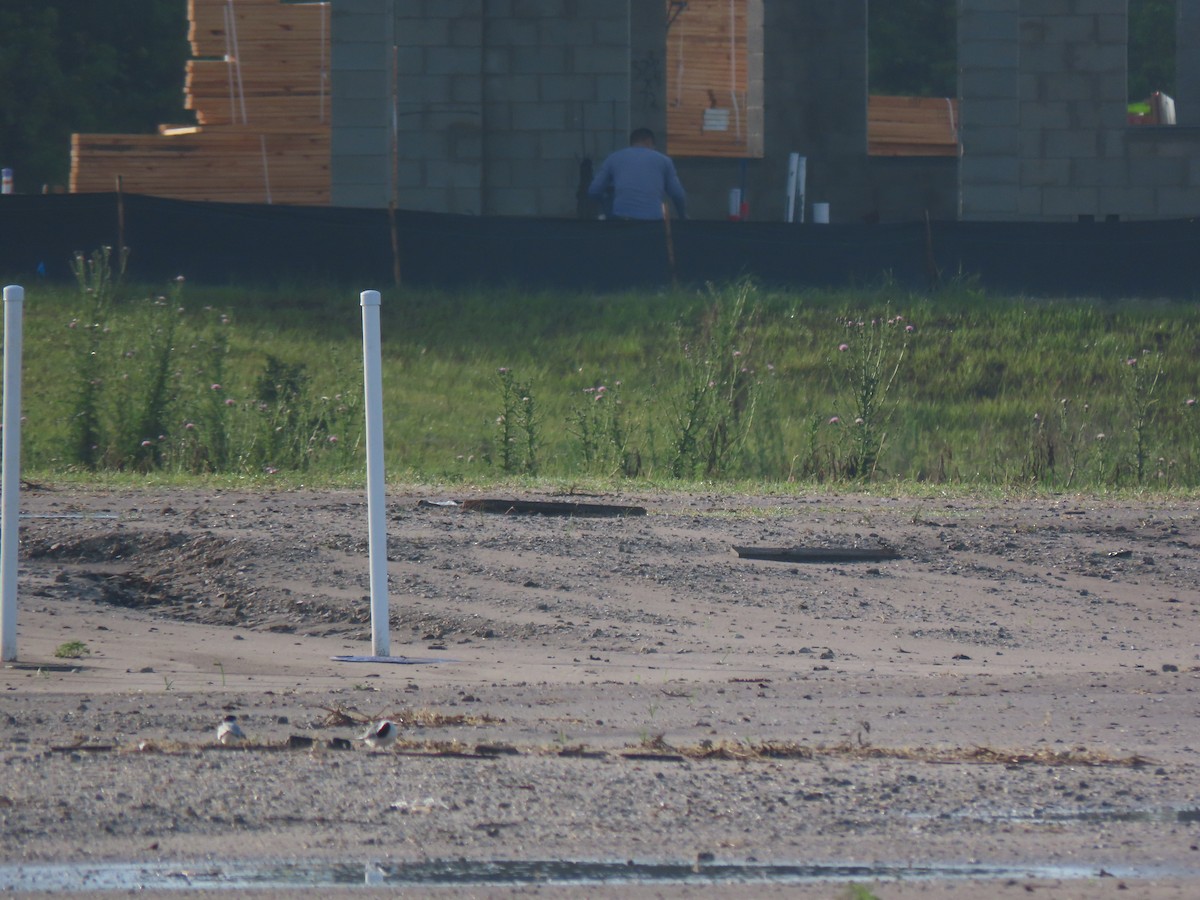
left=786, top=153, right=807, bottom=223
left=1, top=285, right=24, bottom=662
left=796, top=155, right=807, bottom=223
left=360, top=290, right=390, bottom=657
left=785, top=153, right=807, bottom=223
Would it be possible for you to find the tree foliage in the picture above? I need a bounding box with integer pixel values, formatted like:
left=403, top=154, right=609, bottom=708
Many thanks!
left=869, top=0, right=958, bottom=97
left=0, top=1, right=189, bottom=192
left=1129, top=0, right=1177, bottom=101
left=870, top=0, right=1176, bottom=102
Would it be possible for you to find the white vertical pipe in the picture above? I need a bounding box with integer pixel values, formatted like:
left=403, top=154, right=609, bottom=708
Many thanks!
left=796, top=155, right=807, bottom=223
left=360, top=290, right=389, bottom=657
left=786, top=153, right=808, bottom=223
left=1, top=285, right=24, bottom=662
left=785, top=153, right=800, bottom=223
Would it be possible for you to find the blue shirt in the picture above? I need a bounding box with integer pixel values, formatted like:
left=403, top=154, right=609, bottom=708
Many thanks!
left=588, top=146, right=687, bottom=220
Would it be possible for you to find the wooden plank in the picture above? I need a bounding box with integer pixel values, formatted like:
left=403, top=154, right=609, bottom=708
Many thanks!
left=71, top=130, right=331, bottom=204
left=868, top=95, right=958, bottom=157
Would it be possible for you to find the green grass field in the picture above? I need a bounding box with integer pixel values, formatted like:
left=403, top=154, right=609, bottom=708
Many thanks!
left=9, top=266, right=1200, bottom=492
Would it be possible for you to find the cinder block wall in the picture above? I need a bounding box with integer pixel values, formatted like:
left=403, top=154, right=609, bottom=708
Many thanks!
left=331, top=0, right=393, bottom=209
left=673, top=1, right=956, bottom=224
left=331, top=0, right=958, bottom=221
left=332, top=0, right=629, bottom=215
left=960, top=0, right=1200, bottom=221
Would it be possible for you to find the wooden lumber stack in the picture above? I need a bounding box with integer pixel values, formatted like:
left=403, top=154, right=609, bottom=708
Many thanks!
left=71, top=0, right=330, bottom=205
left=186, top=0, right=329, bottom=128
left=70, top=129, right=330, bottom=205
left=868, top=95, right=959, bottom=157
left=665, top=0, right=754, bottom=159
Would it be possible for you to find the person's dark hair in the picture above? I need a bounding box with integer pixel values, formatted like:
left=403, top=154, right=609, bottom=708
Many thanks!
left=629, top=128, right=656, bottom=146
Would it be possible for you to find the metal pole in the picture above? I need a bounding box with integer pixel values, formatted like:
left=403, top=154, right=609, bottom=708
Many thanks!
left=2, top=285, right=25, bottom=661
left=360, top=290, right=389, bottom=657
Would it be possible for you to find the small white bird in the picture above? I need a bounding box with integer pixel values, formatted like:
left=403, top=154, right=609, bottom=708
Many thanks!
left=361, top=719, right=398, bottom=750
left=216, top=714, right=246, bottom=745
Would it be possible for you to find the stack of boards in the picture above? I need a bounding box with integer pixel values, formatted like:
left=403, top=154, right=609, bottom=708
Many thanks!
left=70, top=0, right=331, bottom=205
left=868, top=95, right=959, bottom=157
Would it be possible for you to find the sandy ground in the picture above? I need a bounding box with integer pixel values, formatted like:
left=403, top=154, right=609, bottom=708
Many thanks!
left=1, top=484, right=1199, bottom=898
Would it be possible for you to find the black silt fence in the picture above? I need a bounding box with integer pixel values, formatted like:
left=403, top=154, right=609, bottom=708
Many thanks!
left=2, top=193, right=1198, bottom=299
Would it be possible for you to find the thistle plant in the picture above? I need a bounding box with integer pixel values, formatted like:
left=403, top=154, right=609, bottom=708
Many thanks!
left=1121, top=350, right=1163, bottom=484
left=670, top=279, right=763, bottom=478
left=1026, top=398, right=1090, bottom=489
left=1185, top=397, right=1199, bottom=479
left=495, top=367, right=538, bottom=474
left=130, top=279, right=184, bottom=471
left=230, top=353, right=360, bottom=473
left=830, top=311, right=913, bottom=481
left=569, top=381, right=633, bottom=476
left=68, top=246, right=127, bottom=468
left=60, top=255, right=361, bottom=476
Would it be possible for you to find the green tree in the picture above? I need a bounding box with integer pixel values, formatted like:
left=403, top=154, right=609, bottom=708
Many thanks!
left=870, top=0, right=1177, bottom=102
left=869, top=0, right=957, bottom=97
left=1129, top=0, right=1176, bottom=101
left=0, top=0, right=189, bottom=192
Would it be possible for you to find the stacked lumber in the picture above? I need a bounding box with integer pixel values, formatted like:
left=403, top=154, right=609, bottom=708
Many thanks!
left=868, top=95, right=958, bottom=157
left=665, top=0, right=756, bottom=159
left=71, top=0, right=330, bottom=205
left=186, top=0, right=329, bottom=128
left=71, top=129, right=330, bottom=205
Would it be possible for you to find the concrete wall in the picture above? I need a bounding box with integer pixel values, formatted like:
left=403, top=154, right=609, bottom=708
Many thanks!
left=331, top=0, right=393, bottom=209
left=329, top=0, right=959, bottom=221
left=959, top=0, right=1200, bottom=221
left=332, top=0, right=629, bottom=215
left=334, top=0, right=1200, bottom=222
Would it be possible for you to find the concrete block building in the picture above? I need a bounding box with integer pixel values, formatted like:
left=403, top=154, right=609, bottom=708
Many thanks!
left=959, top=0, right=1200, bottom=221
left=331, top=0, right=1200, bottom=222
left=331, top=0, right=956, bottom=222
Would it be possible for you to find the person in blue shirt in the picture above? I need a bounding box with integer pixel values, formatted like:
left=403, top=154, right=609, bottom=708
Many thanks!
left=588, top=128, right=687, bottom=221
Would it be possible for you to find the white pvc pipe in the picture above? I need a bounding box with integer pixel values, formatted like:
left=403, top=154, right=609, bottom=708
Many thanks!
left=786, top=153, right=806, bottom=223
left=1, top=285, right=24, bottom=662
left=360, top=290, right=389, bottom=657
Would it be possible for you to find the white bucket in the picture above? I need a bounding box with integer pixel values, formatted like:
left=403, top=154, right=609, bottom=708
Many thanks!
left=812, top=202, right=830, bottom=224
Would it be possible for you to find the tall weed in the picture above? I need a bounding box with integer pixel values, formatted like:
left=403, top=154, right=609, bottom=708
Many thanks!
left=828, top=311, right=913, bottom=480
left=669, top=279, right=763, bottom=478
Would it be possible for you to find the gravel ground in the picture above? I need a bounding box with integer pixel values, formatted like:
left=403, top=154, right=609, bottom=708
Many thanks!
left=2, top=484, right=1199, bottom=898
